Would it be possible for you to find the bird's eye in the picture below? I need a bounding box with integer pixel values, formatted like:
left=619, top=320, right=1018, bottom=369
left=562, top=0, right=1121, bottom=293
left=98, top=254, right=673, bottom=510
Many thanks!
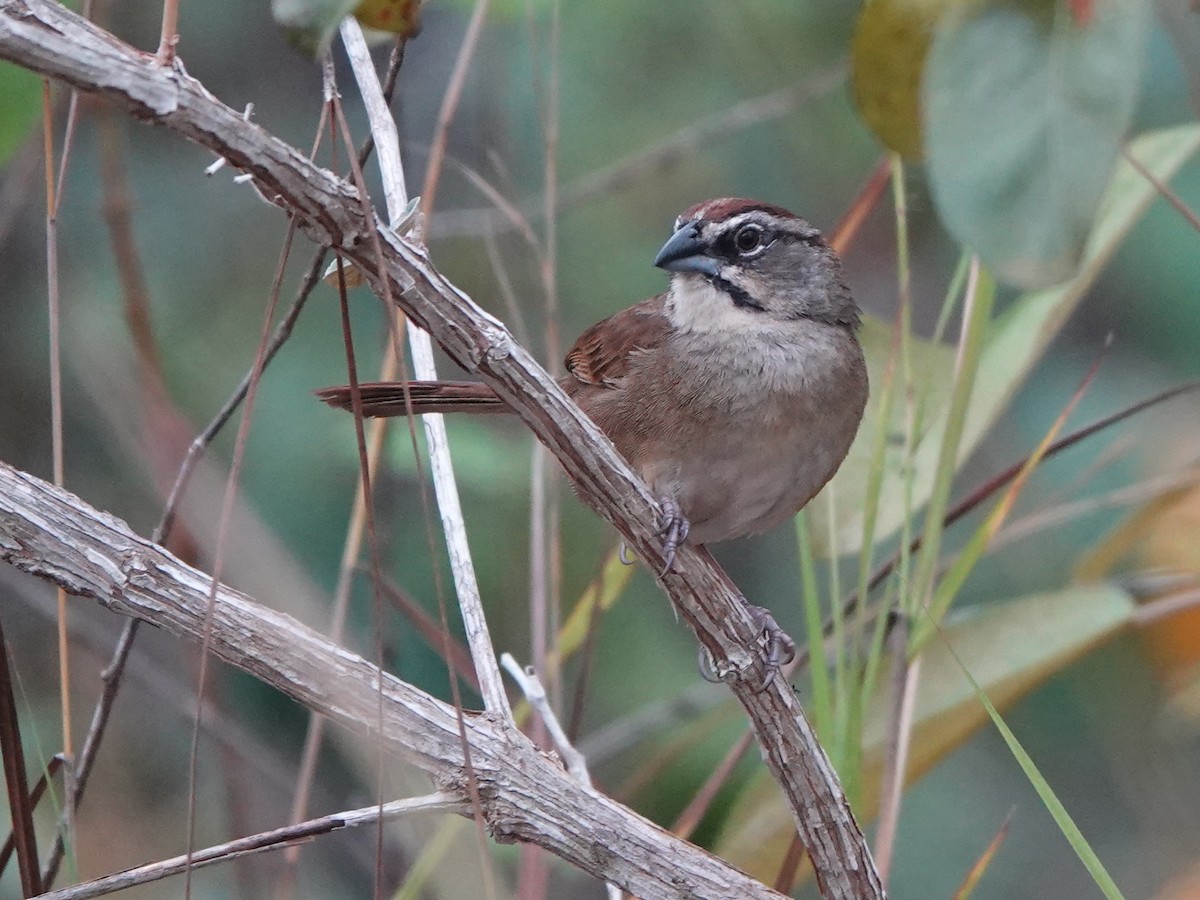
left=734, top=224, right=763, bottom=254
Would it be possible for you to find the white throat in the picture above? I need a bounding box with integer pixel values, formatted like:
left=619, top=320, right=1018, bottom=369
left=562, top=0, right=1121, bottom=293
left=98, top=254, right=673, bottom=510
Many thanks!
left=667, top=275, right=764, bottom=334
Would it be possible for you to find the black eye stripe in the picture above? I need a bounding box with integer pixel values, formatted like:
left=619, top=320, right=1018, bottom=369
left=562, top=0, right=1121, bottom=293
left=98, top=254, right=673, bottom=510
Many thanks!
left=712, top=275, right=765, bottom=311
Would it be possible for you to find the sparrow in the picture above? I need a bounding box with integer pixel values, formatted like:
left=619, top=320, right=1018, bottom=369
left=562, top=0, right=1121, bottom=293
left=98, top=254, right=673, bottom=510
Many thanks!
left=318, top=199, right=868, bottom=656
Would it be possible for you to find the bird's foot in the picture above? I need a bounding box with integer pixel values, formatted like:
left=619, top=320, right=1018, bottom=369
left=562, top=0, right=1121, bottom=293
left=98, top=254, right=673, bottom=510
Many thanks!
left=747, top=604, right=796, bottom=670
left=697, top=605, right=796, bottom=687
left=654, top=495, right=690, bottom=576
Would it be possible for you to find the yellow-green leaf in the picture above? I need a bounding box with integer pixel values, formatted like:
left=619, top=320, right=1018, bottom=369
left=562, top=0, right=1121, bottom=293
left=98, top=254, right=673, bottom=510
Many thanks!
left=851, top=0, right=963, bottom=159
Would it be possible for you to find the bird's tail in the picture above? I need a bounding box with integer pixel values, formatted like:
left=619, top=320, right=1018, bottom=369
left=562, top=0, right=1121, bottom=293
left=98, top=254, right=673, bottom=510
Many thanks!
left=315, top=381, right=509, bottom=417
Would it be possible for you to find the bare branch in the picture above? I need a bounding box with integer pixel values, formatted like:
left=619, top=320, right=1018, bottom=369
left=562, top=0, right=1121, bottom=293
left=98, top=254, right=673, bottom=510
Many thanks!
left=0, top=460, right=784, bottom=899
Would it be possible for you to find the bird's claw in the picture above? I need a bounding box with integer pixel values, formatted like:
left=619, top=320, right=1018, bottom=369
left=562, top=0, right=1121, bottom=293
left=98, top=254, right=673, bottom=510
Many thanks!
left=654, top=495, right=690, bottom=576
left=698, top=646, right=723, bottom=683
left=696, top=605, right=796, bottom=688
left=747, top=604, right=796, bottom=670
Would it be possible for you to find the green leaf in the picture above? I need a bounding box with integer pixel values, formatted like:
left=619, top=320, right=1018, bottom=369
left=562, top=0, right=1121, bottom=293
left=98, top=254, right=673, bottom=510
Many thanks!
left=924, top=0, right=1149, bottom=288
left=809, top=123, right=1200, bottom=557
left=0, top=61, right=41, bottom=165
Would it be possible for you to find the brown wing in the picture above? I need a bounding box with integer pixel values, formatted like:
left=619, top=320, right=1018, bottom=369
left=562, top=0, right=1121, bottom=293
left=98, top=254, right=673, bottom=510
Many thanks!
left=563, top=295, right=671, bottom=389
left=315, top=381, right=507, bottom=417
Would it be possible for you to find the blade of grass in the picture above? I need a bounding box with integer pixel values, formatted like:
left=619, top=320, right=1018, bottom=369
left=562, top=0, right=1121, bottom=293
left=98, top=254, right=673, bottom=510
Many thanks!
left=823, top=484, right=851, bottom=762
left=952, top=810, right=1014, bottom=900
left=549, top=546, right=635, bottom=669
left=797, top=512, right=834, bottom=744
left=912, top=338, right=1109, bottom=650
left=0, top=614, right=41, bottom=895
left=905, top=259, right=995, bottom=618
left=935, top=620, right=1126, bottom=900
left=0, top=754, right=62, bottom=873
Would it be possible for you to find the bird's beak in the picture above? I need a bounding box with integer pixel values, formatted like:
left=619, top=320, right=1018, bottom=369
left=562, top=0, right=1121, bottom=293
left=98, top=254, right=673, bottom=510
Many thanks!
left=653, top=221, right=721, bottom=277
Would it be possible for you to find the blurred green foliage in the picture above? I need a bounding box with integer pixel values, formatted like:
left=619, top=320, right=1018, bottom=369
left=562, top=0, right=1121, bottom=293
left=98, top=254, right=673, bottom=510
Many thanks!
left=0, top=61, right=40, bottom=164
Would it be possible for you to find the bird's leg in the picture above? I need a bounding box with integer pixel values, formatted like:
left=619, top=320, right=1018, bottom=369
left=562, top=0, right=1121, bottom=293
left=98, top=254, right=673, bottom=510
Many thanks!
left=654, top=494, right=690, bottom=575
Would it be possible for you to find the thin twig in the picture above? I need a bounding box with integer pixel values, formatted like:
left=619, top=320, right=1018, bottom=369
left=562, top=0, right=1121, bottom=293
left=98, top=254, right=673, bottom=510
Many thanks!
left=155, top=0, right=179, bottom=64
left=1123, top=145, right=1200, bottom=232
left=39, top=794, right=464, bottom=900
left=182, top=220, right=299, bottom=898
left=525, top=15, right=569, bottom=893
left=501, top=654, right=589, bottom=784
left=420, top=0, right=490, bottom=221
left=41, top=70, right=76, bottom=878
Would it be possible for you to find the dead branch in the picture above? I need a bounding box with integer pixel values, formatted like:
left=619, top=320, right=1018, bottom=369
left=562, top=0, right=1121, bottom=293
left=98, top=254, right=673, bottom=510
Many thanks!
left=0, top=460, right=780, bottom=899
